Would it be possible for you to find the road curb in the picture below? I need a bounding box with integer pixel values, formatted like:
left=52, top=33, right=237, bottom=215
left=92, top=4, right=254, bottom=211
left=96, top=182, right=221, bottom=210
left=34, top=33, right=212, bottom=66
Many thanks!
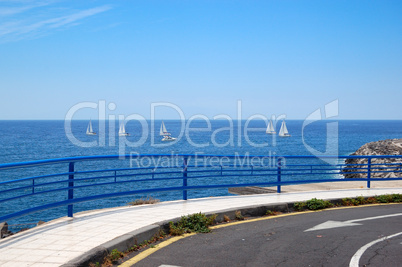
left=62, top=201, right=293, bottom=266
left=61, top=195, right=396, bottom=266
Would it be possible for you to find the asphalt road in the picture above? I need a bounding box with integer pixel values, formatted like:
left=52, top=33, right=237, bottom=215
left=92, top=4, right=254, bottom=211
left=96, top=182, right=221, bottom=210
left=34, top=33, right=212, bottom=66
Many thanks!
left=129, top=204, right=402, bottom=267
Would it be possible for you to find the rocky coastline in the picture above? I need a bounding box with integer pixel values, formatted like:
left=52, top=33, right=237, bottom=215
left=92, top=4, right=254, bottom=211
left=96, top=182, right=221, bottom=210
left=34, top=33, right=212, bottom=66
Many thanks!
left=0, top=222, right=12, bottom=239
left=343, top=139, right=402, bottom=179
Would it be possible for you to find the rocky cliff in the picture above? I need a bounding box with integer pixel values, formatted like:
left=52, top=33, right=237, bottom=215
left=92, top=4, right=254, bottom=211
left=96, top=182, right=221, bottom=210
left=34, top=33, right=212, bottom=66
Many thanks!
left=343, top=139, right=402, bottom=179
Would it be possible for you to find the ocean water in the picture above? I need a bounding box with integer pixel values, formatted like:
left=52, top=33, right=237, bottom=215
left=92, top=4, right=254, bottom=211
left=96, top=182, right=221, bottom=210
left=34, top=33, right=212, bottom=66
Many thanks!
left=0, top=120, right=401, bottom=227
left=1, top=120, right=401, bottom=162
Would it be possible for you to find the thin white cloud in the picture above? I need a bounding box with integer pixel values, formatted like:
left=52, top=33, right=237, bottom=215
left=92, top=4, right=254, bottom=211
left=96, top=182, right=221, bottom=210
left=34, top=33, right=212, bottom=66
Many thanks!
left=50, top=5, right=112, bottom=28
left=0, top=2, right=112, bottom=43
left=0, top=1, right=53, bottom=16
left=0, top=6, right=35, bottom=16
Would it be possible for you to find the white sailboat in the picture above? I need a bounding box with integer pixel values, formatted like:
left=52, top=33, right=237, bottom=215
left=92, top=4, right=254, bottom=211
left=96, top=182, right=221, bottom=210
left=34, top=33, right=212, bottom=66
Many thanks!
left=160, top=121, right=176, bottom=141
left=266, top=120, right=276, bottom=134
left=118, top=123, right=129, bottom=136
left=86, top=120, right=96, bottom=135
left=278, top=120, right=290, bottom=137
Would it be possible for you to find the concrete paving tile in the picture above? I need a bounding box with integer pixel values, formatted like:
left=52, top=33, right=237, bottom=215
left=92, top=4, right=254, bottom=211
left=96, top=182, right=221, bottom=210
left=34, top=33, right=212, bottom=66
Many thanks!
left=50, top=239, right=83, bottom=247
left=62, top=244, right=97, bottom=252
left=0, top=252, right=24, bottom=261
left=48, top=235, right=90, bottom=243
left=29, top=249, right=58, bottom=257
left=52, top=250, right=83, bottom=259
left=1, top=248, right=56, bottom=260
left=0, top=248, right=23, bottom=255
left=75, top=240, right=107, bottom=248
left=36, top=243, right=70, bottom=251
left=17, top=239, right=56, bottom=248
left=38, top=255, right=73, bottom=264
left=29, top=263, right=60, bottom=267
left=0, top=261, right=32, bottom=267
left=4, top=252, right=45, bottom=262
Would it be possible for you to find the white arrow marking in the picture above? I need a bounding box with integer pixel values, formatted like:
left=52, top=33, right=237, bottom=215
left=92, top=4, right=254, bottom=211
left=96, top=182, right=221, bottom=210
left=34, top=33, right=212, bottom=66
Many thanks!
left=304, top=213, right=402, bottom=232
left=304, top=220, right=362, bottom=231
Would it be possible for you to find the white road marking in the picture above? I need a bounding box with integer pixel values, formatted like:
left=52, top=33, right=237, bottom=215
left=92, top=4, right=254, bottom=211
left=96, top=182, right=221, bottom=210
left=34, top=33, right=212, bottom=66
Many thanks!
left=305, top=213, right=402, bottom=232
left=304, top=220, right=361, bottom=231
left=349, top=232, right=402, bottom=267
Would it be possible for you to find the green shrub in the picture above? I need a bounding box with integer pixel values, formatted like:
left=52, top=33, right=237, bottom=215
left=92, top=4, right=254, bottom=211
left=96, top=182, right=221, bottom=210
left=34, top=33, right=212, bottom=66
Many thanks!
left=169, top=212, right=217, bottom=236
left=342, top=197, right=366, bottom=206
left=342, top=198, right=353, bottom=206
left=351, top=198, right=361, bottom=206
left=324, top=200, right=333, bottom=208
left=109, top=249, right=123, bottom=262
left=355, top=196, right=366, bottom=205
left=306, top=198, right=331, bottom=210
left=266, top=210, right=274, bottom=216
left=169, top=221, right=185, bottom=236
left=235, top=210, right=244, bottom=220
left=293, top=202, right=306, bottom=211
left=391, top=193, right=402, bottom=202
left=376, top=194, right=393, bottom=203
left=129, top=245, right=139, bottom=251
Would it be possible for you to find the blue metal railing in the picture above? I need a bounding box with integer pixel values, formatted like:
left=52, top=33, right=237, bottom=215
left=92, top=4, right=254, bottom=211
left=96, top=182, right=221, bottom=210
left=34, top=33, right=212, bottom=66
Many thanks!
left=0, top=154, right=401, bottom=223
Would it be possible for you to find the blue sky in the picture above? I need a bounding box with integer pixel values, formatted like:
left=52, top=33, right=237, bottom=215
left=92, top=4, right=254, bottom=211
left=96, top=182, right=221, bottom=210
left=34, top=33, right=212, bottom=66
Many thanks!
left=1, top=0, right=401, bottom=120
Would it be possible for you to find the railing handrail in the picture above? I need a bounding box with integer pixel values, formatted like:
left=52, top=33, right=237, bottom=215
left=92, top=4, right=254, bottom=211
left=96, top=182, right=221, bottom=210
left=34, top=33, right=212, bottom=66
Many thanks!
left=1, top=154, right=401, bottom=224
left=1, top=154, right=402, bottom=170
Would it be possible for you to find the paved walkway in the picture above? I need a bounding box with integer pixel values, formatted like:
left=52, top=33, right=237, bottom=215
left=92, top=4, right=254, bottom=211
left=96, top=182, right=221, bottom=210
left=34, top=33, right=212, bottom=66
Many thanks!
left=268, top=180, right=402, bottom=192
left=1, top=186, right=402, bottom=266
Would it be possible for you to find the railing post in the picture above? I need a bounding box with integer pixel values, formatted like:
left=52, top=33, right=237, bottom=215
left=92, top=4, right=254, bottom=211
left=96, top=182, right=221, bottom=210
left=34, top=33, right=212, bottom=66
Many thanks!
left=183, top=157, right=188, bottom=200
left=277, top=158, right=282, bottom=193
left=367, top=158, right=371, bottom=189
left=68, top=162, right=74, bottom=217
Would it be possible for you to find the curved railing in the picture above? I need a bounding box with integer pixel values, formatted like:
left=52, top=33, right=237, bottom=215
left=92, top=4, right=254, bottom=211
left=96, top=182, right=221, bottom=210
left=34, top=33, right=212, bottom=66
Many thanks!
left=1, top=154, right=401, bottom=223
